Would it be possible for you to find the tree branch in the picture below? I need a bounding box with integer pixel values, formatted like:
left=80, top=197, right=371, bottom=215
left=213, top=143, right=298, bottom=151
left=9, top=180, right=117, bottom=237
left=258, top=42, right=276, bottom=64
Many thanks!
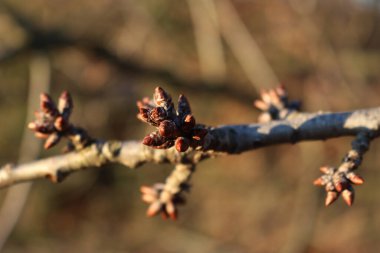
left=1, top=106, right=379, bottom=189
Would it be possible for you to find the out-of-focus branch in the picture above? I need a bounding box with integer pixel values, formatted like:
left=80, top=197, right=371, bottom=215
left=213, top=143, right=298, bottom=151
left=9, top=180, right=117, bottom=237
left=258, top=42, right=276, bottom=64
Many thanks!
left=214, top=0, right=280, bottom=88
left=0, top=52, right=51, bottom=249
left=1, top=106, right=380, bottom=189
left=0, top=1, right=255, bottom=104
left=187, top=0, right=226, bottom=82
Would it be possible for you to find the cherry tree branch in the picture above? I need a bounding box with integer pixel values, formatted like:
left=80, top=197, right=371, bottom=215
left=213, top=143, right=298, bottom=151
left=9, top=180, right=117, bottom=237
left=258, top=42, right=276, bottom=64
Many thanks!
left=1, top=106, right=379, bottom=190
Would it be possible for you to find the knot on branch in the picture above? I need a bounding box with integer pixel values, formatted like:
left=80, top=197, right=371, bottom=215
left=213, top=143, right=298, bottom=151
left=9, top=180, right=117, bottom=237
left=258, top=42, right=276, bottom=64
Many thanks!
left=254, top=85, right=301, bottom=123
left=28, top=91, right=93, bottom=151
left=314, top=132, right=371, bottom=206
left=137, top=87, right=208, bottom=152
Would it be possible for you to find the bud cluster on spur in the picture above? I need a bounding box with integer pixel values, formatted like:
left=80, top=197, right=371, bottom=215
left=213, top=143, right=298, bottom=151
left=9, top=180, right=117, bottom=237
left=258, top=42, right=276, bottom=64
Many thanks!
left=28, top=91, right=93, bottom=151
left=254, top=85, right=301, bottom=122
left=137, top=87, right=208, bottom=152
left=313, top=131, right=370, bottom=207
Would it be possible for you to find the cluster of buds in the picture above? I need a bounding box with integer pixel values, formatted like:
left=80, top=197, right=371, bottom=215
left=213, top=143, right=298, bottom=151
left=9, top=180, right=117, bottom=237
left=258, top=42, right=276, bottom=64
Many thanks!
left=314, top=132, right=370, bottom=206
left=137, top=87, right=208, bottom=152
left=28, top=91, right=92, bottom=151
left=254, top=85, right=301, bottom=123
left=140, top=183, right=186, bottom=220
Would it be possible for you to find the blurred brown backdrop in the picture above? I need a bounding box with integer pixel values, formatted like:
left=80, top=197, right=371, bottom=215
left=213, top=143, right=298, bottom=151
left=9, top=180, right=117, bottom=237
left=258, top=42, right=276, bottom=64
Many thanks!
left=0, top=0, right=380, bottom=252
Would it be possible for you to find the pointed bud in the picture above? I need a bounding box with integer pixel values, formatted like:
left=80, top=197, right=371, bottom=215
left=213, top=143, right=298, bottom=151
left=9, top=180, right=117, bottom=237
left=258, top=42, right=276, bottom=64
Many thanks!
left=325, top=191, right=338, bottom=206
left=261, top=90, right=271, bottom=104
left=313, top=177, right=324, bottom=186
left=154, top=87, right=171, bottom=108
left=140, top=186, right=157, bottom=196
left=142, top=194, right=157, bottom=203
left=178, top=94, right=191, bottom=117
left=28, top=122, right=37, bottom=130
left=58, top=91, right=73, bottom=119
left=44, top=133, right=61, bottom=149
left=175, top=137, right=190, bottom=152
left=165, top=201, right=177, bottom=220
left=254, top=100, right=269, bottom=111
left=54, top=116, right=69, bottom=131
left=347, top=173, right=364, bottom=185
left=181, top=114, right=195, bottom=133
left=146, top=201, right=162, bottom=217
left=342, top=189, right=354, bottom=206
left=40, top=93, right=57, bottom=115
left=320, top=166, right=331, bottom=174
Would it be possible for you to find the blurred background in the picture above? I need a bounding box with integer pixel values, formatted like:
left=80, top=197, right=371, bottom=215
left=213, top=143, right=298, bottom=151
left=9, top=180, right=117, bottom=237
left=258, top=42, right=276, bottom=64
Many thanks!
left=0, top=0, right=380, bottom=252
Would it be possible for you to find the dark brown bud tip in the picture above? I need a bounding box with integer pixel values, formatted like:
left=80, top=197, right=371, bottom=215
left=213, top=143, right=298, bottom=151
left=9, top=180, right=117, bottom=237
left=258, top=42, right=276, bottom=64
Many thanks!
left=175, top=137, right=190, bottom=152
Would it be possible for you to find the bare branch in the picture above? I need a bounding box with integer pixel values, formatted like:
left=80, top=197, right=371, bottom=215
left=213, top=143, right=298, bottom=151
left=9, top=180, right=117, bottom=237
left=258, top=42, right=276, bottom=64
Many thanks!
left=1, top=106, right=379, bottom=190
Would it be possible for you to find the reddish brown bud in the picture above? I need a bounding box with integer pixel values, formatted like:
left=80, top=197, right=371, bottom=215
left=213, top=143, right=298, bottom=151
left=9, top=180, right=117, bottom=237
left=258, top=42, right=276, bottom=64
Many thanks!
left=159, top=120, right=177, bottom=138
left=178, top=94, right=191, bottom=117
left=254, top=100, right=269, bottom=111
left=175, top=137, right=190, bottom=152
left=342, top=189, right=354, bottom=206
left=320, top=166, right=331, bottom=174
left=44, top=133, right=61, bottom=149
left=154, top=87, right=171, bottom=107
left=347, top=173, right=364, bottom=185
left=40, top=93, right=57, bottom=115
left=58, top=91, right=73, bottom=119
left=147, top=201, right=162, bottom=217
left=313, top=177, right=324, bottom=186
left=165, top=201, right=177, bottom=220
left=54, top=116, right=68, bottom=131
left=325, top=191, right=339, bottom=206
left=181, top=114, right=196, bottom=133
left=150, top=107, right=167, bottom=123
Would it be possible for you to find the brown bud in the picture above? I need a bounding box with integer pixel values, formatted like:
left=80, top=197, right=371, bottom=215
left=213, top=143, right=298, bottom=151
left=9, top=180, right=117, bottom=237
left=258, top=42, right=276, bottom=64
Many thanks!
left=175, top=137, right=190, bottom=152
left=320, top=166, right=332, bottom=174
left=159, top=120, right=177, bottom=138
left=150, top=107, right=167, bottom=123
left=44, top=133, right=61, bottom=149
left=178, top=94, right=191, bottom=117
left=58, top=91, right=73, bottom=119
left=325, top=191, right=338, bottom=206
left=254, top=100, right=269, bottom=111
left=181, top=114, right=195, bottom=133
left=137, top=107, right=150, bottom=122
left=154, top=87, right=171, bottom=107
left=54, top=116, right=69, bottom=131
left=313, top=177, right=324, bottom=186
left=147, top=201, right=162, bottom=217
left=342, top=188, right=354, bottom=206
left=347, top=173, right=364, bottom=185
left=40, top=93, right=57, bottom=115
left=165, top=201, right=177, bottom=220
